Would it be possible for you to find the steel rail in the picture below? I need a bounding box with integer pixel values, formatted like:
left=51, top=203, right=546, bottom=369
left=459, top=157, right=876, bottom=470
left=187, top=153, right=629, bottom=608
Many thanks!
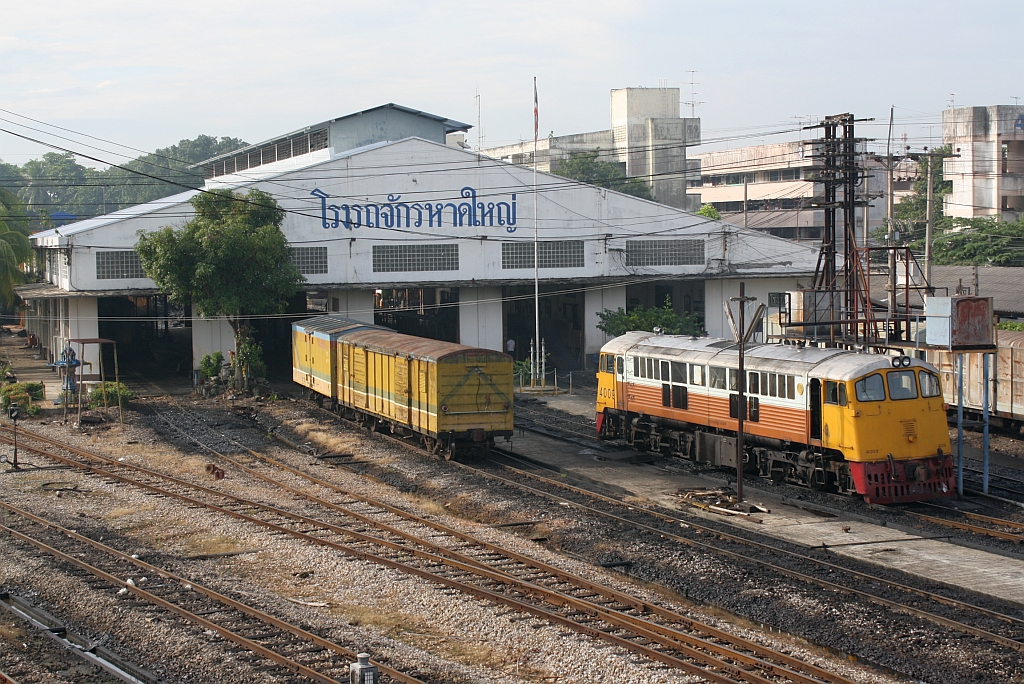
left=151, top=406, right=853, bottom=684
left=902, top=507, right=1024, bottom=543
left=0, top=500, right=412, bottom=684
left=271, top=398, right=1024, bottom=653
left=494, top=446, right=1024, bottom=624
left=477, top=448, right=1024, bottom=652
left=0, top=427, right=815, bottom=684
left=918, top=503, right=1024, bottom=533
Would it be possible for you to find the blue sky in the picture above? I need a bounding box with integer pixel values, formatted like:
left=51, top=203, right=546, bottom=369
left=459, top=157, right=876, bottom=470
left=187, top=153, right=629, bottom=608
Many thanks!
left=1, top=1, right=1018, bottom=166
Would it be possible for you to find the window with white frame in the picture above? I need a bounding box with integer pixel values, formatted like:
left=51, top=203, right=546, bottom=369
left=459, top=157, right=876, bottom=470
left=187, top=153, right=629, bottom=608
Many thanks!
left=95, top=250, right=146, bottom=280
left=625, top=240, right=705, bottom=267
left=502, top=240, right=585, bottom=269
left=372, top=244, right=459, bottom=272
left=291, top=246, right=328, bottom=274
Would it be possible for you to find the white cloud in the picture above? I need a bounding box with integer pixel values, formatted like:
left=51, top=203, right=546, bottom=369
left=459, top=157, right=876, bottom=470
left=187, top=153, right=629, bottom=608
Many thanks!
left=96, top=80, right=116, bottom=88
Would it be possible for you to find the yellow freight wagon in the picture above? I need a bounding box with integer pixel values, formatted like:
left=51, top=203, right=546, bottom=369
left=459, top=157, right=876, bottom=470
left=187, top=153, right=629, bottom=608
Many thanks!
left=292, top=316, right=377, bottom=400
left=293, top=315, right=513, bottom=457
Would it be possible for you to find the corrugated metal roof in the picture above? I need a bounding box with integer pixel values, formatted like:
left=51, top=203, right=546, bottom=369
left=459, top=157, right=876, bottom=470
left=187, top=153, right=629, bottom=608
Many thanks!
left=32, top=189, right=200, bottom=242
left=338, top=328, right=508, bottom=363
left=996, top=329, right=1024, bottom=348
left=195, top=104, right=472, bottom=167
left=293, top=315, right=382, bottom=335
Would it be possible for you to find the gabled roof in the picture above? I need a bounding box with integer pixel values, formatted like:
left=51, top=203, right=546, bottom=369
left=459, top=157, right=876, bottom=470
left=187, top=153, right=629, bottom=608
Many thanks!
left=32, top=189, right=200, bottom=242
left=194, top=103, right=472, bottom=168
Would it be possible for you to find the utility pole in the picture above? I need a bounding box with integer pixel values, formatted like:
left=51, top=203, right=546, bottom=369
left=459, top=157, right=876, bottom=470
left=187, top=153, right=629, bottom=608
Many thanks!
left=730, top=283, right=756, bottom=503
left=743, top=180, right=748, bottom=228
left=886, top=107, right=897, bottom=337
left=925, top=154, right=935, bottom=292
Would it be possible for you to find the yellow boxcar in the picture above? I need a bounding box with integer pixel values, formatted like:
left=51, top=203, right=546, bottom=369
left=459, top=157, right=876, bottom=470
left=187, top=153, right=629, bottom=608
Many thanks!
left=292, top=316, right=378, bottom=400
left=294, top=316, right=513, bottom=456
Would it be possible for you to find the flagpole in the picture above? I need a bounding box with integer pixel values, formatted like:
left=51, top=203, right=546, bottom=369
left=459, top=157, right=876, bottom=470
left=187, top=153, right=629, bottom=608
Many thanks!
left=532, top=76, right=540, bottom=387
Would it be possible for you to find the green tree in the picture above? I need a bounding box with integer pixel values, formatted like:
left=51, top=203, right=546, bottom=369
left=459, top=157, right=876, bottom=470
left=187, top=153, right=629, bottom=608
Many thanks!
left=99, top=135, right=247, bottom=210
left=596, top=299, right=702, bottom=338
left=0, top=189, right=33, bottom=305
left=135, top=189, right=304, bottom=384
left=552, top=149, right=655, bottom=201
left=931, top=217, right=1024, bottom=266
left=696, top=204, right=720, bottom=220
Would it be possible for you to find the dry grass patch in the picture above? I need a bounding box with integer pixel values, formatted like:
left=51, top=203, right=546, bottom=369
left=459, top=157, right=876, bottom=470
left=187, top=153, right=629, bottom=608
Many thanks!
left=182, top=533, right=248, bottom=557
left=0, top=623, right=25, bottom=641
left=330, top=602, right=423, bottom=634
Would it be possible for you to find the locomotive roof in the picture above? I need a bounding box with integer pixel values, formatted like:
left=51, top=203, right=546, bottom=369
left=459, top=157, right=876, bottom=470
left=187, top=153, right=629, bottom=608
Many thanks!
left=603, top=332, right=940, bottom=381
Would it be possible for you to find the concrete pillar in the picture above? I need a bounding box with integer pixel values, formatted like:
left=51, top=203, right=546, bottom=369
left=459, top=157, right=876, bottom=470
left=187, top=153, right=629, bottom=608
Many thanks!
left=326, top=289, right=375, bottom=324
left=192, top=316, right=234, bottom=372
left=68, top=297, right=100, bottom=380
left=584, top=285, right=626, bottom=359
left=459, top=286, right=503, bottom=351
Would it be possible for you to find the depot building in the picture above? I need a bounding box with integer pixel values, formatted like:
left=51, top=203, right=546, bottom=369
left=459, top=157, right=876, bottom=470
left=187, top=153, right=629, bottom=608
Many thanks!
left=20, top=104, right=818, bottom=381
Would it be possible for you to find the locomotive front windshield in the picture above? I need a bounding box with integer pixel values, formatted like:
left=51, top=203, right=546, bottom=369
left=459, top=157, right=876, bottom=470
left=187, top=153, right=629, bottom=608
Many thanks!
left=854, top=369, right=942, bottom=402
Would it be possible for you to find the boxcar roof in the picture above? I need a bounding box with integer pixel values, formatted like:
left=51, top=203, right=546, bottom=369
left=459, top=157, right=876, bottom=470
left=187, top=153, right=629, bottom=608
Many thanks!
left=294, top=314, right=384, bottom=335
left=996, top=329, right=1024, bottom=349
left=337, top=328, right=509, bottom=363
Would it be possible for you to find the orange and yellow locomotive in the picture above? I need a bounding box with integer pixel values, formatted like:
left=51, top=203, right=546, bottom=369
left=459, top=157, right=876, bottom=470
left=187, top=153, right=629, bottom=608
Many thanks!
left=596, top=332, right=955, bottom=504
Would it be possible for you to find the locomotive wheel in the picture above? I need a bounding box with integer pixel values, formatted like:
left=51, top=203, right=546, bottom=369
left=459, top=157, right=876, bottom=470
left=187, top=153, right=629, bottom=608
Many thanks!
left=444, top=442, right=455, bottom=461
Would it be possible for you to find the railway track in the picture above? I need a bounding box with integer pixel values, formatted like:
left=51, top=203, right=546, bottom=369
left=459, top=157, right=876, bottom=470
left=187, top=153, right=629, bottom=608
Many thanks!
left=963, top=464, right=1024, bottom=501
left=513, top=400, right=598, bottom=442
left=474, top=447, right=1024, bottom=654
left=267, top=397, right=1024, bottom=665
left=0, top=419, right=857, bottom=684
left=0, top=499, right=422, bottom=684
left=900, top=503, right=1024, bottom=544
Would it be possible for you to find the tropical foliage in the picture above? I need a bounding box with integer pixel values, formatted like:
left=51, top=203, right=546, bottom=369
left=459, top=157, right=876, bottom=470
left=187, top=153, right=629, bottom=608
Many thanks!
left=596, top=299, right=703, bottom=337
left=0, top=136, right=246, bottom=224
left=135, top=189, right=303, bottom=384
left=0, top=188, right=34, bottom=305
left=552, top=149, right=655, bottom=201
left=696, top=204, right=721, bottom=220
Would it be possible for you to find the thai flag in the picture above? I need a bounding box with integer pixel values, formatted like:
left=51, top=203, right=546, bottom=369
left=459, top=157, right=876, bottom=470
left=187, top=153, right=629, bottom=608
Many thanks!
left=533, top=78, right=538, bottom=142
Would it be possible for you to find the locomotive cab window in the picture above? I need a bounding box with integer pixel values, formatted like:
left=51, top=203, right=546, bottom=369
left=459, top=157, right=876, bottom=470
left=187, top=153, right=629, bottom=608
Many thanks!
left=855, top=373, right=886, bottom=402
left=616, top=356, right=624, bottom=376
left=887, top=370, right=918, bottom=400
left=824, top=381, right=847, bottom=406
left=919, top=370, right=941, bottom=398
left=632, top=356, right=639, bottom=378
left=709, top=366, right=727, bottom=389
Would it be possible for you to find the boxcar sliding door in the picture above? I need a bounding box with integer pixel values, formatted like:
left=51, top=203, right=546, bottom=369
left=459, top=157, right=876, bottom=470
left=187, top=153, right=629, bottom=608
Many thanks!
left=394, top=356, right=411, bottom=426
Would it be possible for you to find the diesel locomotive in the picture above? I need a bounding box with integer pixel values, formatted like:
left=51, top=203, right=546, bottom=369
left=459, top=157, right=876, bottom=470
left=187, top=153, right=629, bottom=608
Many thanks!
left=596, top=332, right=956, bottom=504
left=293, top=315, right=513, bottom=457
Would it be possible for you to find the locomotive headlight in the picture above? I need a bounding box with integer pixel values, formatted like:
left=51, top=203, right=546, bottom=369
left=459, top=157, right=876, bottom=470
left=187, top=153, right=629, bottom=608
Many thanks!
left=901, top=355, right=911, bottom=367
left=891, top=357, right=901, bottom=368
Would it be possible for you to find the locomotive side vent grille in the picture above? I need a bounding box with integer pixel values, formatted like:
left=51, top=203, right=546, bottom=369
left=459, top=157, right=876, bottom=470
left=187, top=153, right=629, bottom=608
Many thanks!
left=901, top=419, right=917, bottom=437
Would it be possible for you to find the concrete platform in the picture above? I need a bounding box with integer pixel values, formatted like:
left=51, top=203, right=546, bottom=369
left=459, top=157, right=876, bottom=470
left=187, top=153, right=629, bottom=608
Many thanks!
left=509, top=428, right=1024, bottom=609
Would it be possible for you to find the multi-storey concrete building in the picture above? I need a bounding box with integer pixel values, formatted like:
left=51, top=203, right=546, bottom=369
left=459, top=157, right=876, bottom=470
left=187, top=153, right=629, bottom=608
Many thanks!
left=482, top=88, right=702, bottom=211
left=943, top=105, right=1024, bottom=220
left=691, top=141, right=894, bottom=243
